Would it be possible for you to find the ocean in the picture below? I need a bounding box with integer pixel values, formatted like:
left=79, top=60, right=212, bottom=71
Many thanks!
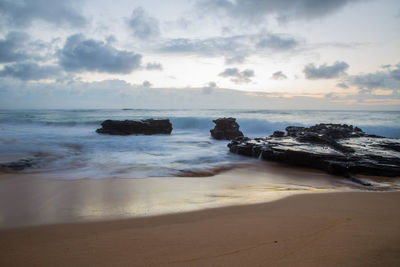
left=0, top=109, right=399, bottom=179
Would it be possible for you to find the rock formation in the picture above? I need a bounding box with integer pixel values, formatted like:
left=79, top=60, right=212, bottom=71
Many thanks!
left=96, top=119, right=173, bottom=135
left=210, top=117, right=244, bottom=140
left=228, top=123, right=400, bottom=184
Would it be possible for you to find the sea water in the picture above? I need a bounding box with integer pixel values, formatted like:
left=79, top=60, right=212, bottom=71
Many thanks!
left=0, top=109, right=399, bottom=179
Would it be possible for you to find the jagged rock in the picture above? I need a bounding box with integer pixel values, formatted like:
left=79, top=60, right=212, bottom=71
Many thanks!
left=0, top=159, right=35, bottom=171
left=96, top=119, right=173, bottom=135
left=210, top=117, right=244, bottom=140
left=228, top=123, right=400, bottom=183
left=0, top=153, right=50, bottom=172
left=271, top=130, right=285, bottom=137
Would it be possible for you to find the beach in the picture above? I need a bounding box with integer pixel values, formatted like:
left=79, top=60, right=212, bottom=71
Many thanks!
left=0, top=163, right=359, bottom=228
left=1, top=109, right=400, bottom=265
left=1, top=164, right=400, bottom=266
left=1, top=190, right=399, bottom=266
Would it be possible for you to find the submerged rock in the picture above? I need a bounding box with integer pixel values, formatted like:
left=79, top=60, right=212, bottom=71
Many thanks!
left=210, top=117, right=244, bottom=140
left=96, top=119, right=173, bottom=135
left=228, top=123, right=400, bottom=183
left=0, top=159, right=35, bottom=171
left=0, top=153, right=48, bottom=172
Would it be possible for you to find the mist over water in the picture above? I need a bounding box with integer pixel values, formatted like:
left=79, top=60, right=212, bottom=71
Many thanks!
left=0, top=109, right=399, bottom=179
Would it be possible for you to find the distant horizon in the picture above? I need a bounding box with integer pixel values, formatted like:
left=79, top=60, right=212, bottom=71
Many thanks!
left=1, top=107, right=400, bottom=112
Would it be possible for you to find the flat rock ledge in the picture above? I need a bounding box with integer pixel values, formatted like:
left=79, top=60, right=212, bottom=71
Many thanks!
left=210, top=117, right=244, bottom=140
left=228, top=123, right=400, bottom=185
left=96, top=119, right=173, bottom=135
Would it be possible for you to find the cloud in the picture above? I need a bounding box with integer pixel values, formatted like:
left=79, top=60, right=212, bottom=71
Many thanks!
left=225, top=55, right=247, bottom=65
left=335, top=63, right=400, bottom=93
left=0, top=0, right=87, bottom=27
left=127, top=7, right=160, bottom=39
left=142, top=80, right=152, bottom=88
left=303, top=61, right=349, bottom=79
left=0, top=31, right=59, bottom=63
left=197, top=0, right=360, bottom=23
left=351, top=73, right=386, bottom=90
left=158, top=35, right=247, bottom=56
left=256, top=34, right=298, bottom=51
left=219, top=68, right=254, bottom=84
left=0, top=32, right=30, bottom=63
left=0, top=62, right=61, bottom=81
left=1, top=78, right=397, bottom=110
left=202, top=81, right=217, bottom=94
left=271, top=71, right=287, bottom=80
left=157, top=32, right=299, bottom=58
left=58, top=34, right=142, bottom=74
left=390, top=64, right=400, bottom=81
left=336, top=82, right=349, bottom=88
left=145, top=62, right=163, bottom=71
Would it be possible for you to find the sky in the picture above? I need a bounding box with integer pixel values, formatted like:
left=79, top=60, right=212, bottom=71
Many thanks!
left=0, top=0, right=399, bottom=109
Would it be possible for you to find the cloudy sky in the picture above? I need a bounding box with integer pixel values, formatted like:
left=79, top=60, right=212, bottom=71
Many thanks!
left=0, top=0, right=399, bottom=109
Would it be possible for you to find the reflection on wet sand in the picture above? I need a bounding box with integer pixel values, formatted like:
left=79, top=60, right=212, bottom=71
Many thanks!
left=0, top=162, right=398, bottom=228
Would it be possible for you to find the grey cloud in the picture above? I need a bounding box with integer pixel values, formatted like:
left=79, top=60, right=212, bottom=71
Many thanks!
left=105, top=35, right=117, bottom=44
left=225, top=55, right=247, bottom=65
left=272, top=71, right=287, bottom=80
left=304, top=61, right=349, bottom=79
left=208, top=81, right=217, bottom=88
left=346, top=63, right=400, bottom=92
left=390, top=64, right=400, bottom=81
left=146, top=62, right=163, bottom=71
left=0, top=62, right=61, bottom=81
left=256, top=34, right=298, bottom=51
left=219, top=68, right=254, bottom=84
left=336, top=82, right=349, bottom=88
left=158, top=36, right=246, bottom=56
left=0, top=0, right=87, bottom=27
left=127, top=7, right=160, bottom=39
left=351, top=73, right=386, bottom=90
left=142, top=80, right=152, bottom=88
left=2, top=78, right=397, bottom=110
left=58, top=34, right=142, bottom=74
left=198, top=0, right=360, bottom=23
left=157, top=33, right=299, bottom=58
left=0, top=32, right=29, bottom=63
left=202, top=81, right=217, bottom=94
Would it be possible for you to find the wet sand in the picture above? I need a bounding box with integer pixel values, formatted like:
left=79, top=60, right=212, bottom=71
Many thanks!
left=0, top=163, right=355, bottom=228
left=1, top=191, right=399, bottom=266
left=0, top=164, right=399, bottom=266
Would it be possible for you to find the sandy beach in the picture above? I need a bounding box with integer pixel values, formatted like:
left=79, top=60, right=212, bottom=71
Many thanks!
left=1, top=165, right=400, bottom=266
left=1, top=191, right=399, bottom=266
left=1, top=163, right=361, bottom=228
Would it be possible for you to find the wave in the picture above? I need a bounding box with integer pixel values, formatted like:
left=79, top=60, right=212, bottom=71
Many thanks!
left=1, top=116, right=399, bottom=138
left=175, top=163, right=250, bottom=177
left=0, top=118, right=103, bottom=127
left=1, top=110, right=399, bottom=138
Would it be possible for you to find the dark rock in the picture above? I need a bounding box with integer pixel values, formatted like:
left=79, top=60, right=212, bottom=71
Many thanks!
left=285, top=126, right=306, bottom=137
left=96, top=119, right=173, bottom=135
left=210, top=117, right=244, bottom=140
left=0, top=153, right=50, bottom=172
left=271, top=130, right=285, bottom=137
left=0, top=159, right=35, bottom=172
left=228, top=123, right=400, bottom=184
left=378, top=142, right=400, bottom=152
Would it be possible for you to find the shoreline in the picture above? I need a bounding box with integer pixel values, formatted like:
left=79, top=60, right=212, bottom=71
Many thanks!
left=0, top=163, right=365, bottom=228
left=1, top=191, right=399, bottom=266
left=1, top=162, right=399, bottom=228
